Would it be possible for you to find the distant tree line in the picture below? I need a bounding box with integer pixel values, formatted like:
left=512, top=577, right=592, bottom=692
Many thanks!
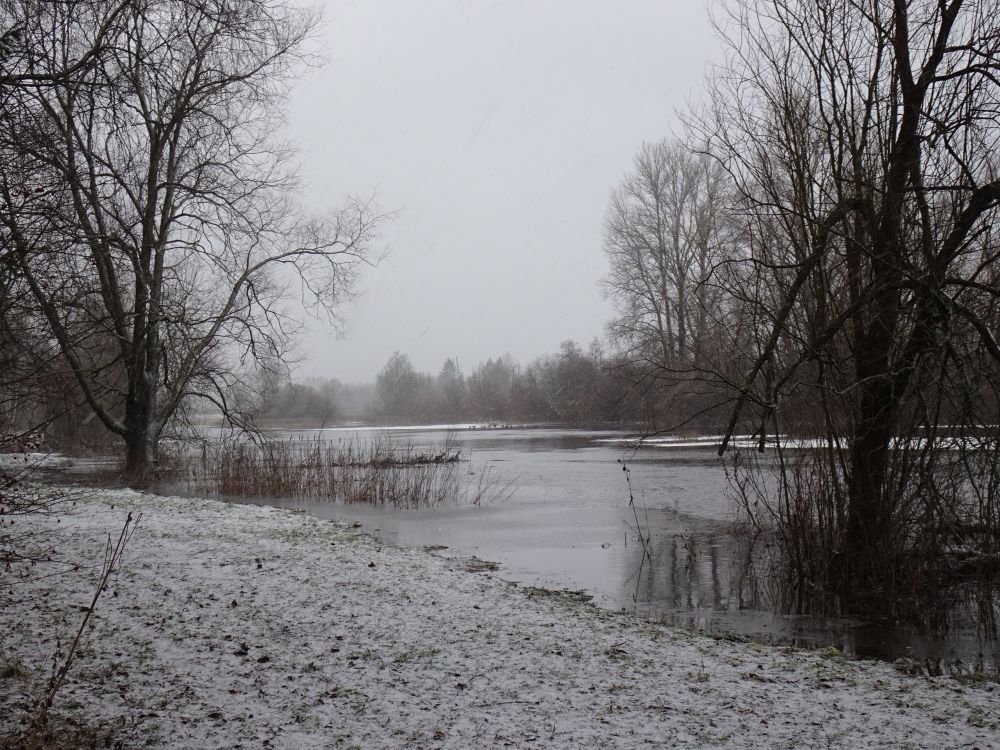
left=254, top=378, right=373, bottom=426
left=372, top=345, right=632, bottom=425
left=257, top=339, right=734, bottom=429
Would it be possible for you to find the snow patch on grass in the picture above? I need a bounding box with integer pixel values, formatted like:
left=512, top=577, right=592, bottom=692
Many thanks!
left=1, top=486, right=998, bottom=748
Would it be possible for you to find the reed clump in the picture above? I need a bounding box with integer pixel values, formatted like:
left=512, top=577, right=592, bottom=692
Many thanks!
left=727, top=439, right=1000, bottom=629
left=180, top=434, right=510, bottom=509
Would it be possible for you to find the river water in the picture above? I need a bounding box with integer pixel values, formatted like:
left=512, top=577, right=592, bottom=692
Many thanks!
left=223, top=425, right=999, bottom=669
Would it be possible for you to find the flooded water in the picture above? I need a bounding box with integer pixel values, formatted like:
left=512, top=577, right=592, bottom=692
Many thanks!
left=223, top=426, right=999, bottom=669
left=24, top=424, right=999, bottom=668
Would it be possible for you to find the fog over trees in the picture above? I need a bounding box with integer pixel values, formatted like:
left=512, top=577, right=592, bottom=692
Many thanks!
left=254, top=341, right=657, bottom=427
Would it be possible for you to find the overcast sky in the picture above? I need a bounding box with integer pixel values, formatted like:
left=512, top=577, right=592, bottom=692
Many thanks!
left=287, top=0, right=720, bottom=383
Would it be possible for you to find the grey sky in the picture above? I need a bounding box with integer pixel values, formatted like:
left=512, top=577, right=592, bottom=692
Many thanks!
left=288, top=1, right=719, bottom=383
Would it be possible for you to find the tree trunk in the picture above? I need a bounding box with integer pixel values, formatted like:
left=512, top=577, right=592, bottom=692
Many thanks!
left=123, top=374, right=158, bottom=480
left=841, top=335, right=900, bottom=615
left=123, top=426, right=157, bottom=479
left=843, top=415, right=893, bottom=613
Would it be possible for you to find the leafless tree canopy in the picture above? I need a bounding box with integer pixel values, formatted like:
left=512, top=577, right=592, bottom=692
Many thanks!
left=603, top=139, right=733, bottom=374
left=688, top=0, right=1000, bottom=615
left=0, top=0, right=381, bottom=474
left=601, top=138, right=744, bottom=433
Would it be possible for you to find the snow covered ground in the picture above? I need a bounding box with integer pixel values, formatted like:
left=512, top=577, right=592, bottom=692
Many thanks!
left=2, top=486, right=998, bottom=748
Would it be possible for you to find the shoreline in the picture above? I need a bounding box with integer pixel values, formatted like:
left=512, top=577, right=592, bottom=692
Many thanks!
left=2, top=486, right=998, bottom=748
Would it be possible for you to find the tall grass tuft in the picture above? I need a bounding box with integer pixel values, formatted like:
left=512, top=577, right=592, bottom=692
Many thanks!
left=177, top=434, right=511, bottom=509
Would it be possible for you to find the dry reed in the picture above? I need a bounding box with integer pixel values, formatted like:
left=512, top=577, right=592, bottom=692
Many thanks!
left=177, top=434, right=511, bottom=509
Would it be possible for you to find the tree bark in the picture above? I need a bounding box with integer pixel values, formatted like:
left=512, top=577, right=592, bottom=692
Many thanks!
left=124, top=384, right=158, bottom=479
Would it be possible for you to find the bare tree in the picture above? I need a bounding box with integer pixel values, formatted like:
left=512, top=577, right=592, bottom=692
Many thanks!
left=697, top=0, right=1000, bottom=616
left=602, top=138, right=735, bottom=430
left=0, top=0, right=137, bottom=444
left=0, top=0, right=381, bottom=476
left=603, top=139, right=731, bottom=373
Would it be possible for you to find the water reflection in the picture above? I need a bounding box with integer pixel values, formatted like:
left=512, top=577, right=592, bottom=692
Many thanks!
left=619, top=522, right=998, bottom=666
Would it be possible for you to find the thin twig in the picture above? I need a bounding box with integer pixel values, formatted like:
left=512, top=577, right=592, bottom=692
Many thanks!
left=28, top=511, right=140, bottom=738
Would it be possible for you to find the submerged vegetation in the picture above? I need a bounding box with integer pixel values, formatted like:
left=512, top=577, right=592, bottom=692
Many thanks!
left=728, top=441, right=1000, bottom=631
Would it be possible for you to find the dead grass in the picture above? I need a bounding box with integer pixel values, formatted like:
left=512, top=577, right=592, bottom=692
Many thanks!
left=174, top=434, right=513, bottom=509
left=1, top=718, right=129, bottom=750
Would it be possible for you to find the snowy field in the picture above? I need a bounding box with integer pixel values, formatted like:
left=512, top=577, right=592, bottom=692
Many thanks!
left=2, top=485, right=998, bottom=748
